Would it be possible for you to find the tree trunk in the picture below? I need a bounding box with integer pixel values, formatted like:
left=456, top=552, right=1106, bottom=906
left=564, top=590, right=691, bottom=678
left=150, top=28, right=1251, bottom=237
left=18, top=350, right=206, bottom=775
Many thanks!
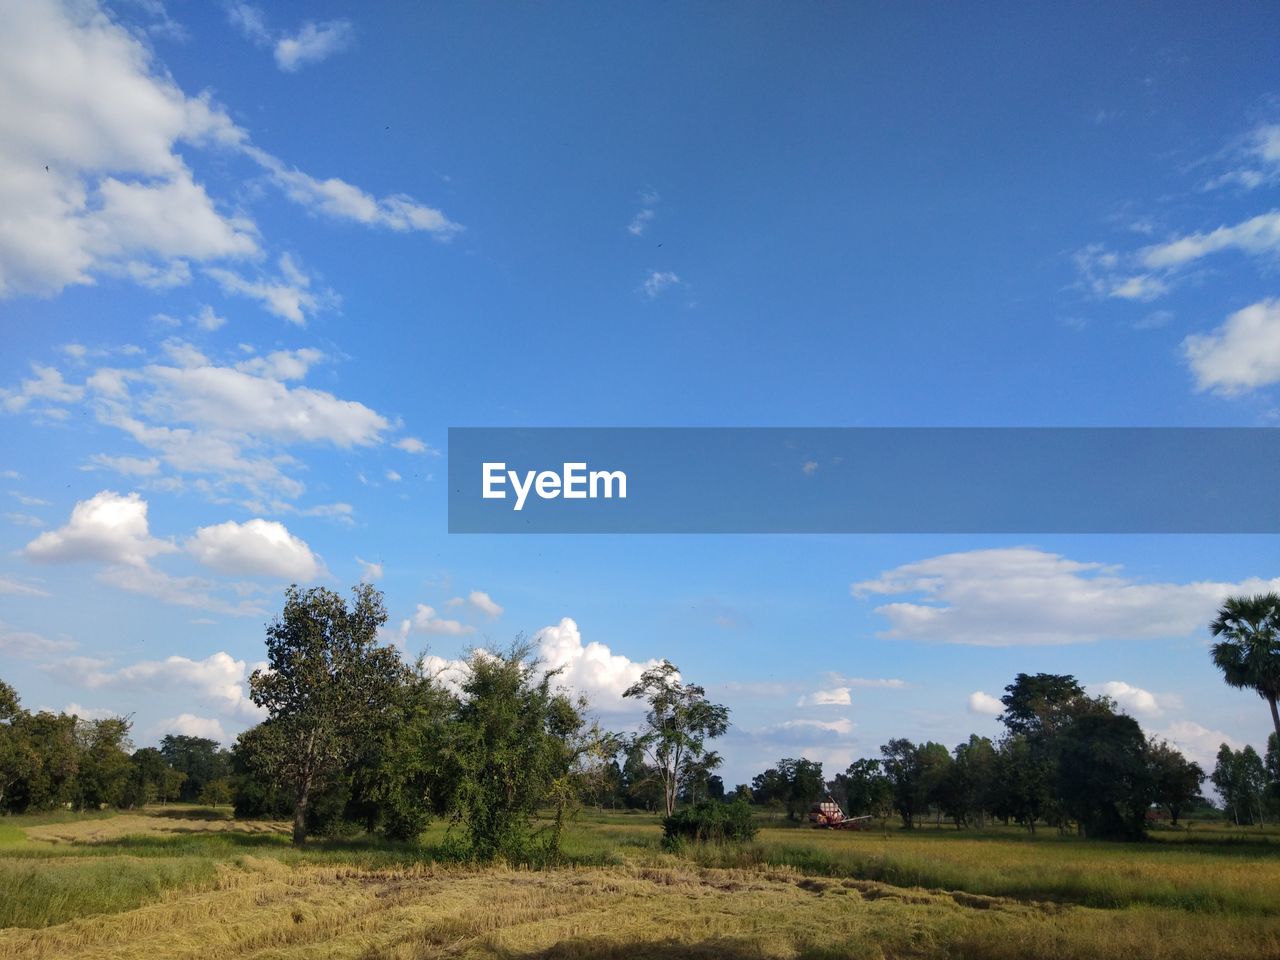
left=1269, top=695, right=1280, bottom=749
left=293, top=785, right=310, bottom=845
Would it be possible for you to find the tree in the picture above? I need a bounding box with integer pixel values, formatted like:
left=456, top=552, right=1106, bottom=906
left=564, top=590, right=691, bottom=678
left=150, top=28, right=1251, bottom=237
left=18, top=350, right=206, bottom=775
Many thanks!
left=1148, top=739, right=1205, bottom=826
left=1210, top=593, right=1280, bottom=747
left=198, top=778, right=233, bottom=807
left=1056, top=713, right=1152, bottom=840
left=943, top=735, right=998, bottom=828
left=751, top=758, right=825, bottom=820
left=249, top=584, right=409, bottom=845
left=880, top=739, right=950, bottom=828
left=73, top=716, right=133, bottom=810
left=1000, top=673, right=1112, bottom=739
left=829, top=758, right=893, bottom=819
left=623, top=661, right=729, bottom=817
left=439, top=642, right=586, bottom=862
left=158, top=735, right=229, bottom=802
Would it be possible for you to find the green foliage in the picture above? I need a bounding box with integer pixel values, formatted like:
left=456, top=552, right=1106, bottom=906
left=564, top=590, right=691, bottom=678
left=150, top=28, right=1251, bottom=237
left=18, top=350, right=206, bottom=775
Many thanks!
left=662, top=797, right=757, bottom=844
left=829, top=757, right=893, bottom=819
left=439, top=642, right=585, bottom=863
left=1210, top=593, right=1280, bottom=746
left=1213, top=743, right=1269, bottom=826
left=623, top=661, right=730, bottom=817
left=158, top=735, right=230, bottom=803
left=1149, top=738, right=1205, bottom=825
left=1057, top=713, right=1153, bottom=840
left=751, top=757, right=825, bottom=820
left=248, top=583, right=410, bottom=844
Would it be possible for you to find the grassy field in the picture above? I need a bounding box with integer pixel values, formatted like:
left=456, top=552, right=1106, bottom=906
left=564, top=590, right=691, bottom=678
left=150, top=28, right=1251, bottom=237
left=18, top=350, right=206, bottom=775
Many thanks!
left=2, top=807, right=1279, bottom=959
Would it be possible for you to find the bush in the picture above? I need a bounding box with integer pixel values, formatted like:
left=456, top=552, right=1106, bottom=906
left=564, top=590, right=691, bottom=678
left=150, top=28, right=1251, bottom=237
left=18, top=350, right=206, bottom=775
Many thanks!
left=663, top=798, right=757, bottom=844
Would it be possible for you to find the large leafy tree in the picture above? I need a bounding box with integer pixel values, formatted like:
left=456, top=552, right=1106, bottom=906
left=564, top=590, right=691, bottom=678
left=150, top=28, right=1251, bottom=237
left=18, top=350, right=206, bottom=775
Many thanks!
left=158, top=735, right=230, bottom=802
left=623, top=661, right=729, bottom=817
left=439, top=643, right=588, bottom=862
left=1147, top=739, right=1204, bottom=826
left=249, top=584, right=409, bottom=845
left=1056, top=713, right=1153, bottom=840
left=1209, top=593, right=1280, bottom=747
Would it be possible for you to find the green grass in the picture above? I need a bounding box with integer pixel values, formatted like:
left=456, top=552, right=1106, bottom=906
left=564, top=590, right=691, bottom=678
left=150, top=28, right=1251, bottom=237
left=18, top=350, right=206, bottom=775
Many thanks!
left=3, top=805, right=1280, bottom=959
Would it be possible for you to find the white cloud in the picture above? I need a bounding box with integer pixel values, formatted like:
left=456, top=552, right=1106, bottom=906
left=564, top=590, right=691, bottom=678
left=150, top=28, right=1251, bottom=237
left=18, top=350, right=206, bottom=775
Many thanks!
left=394, top=437, right=436, bottom=455
left=1092, top=680, right=1169, bottom=718
left=0, top=1, right=457, bottom=304
left=58, top=650, right=264, bottom=718
left=0, top=621, right=74, bottom=659
left=274, top=20, right=354, bottom=73
left=64, top=702, right=118, bottom=721
left=30, top=344, right=393, bottom=500
left=85, top=454, right=161, bottom=476
left=385, top=469, right=401, bottom=482
left=852, top=547, right=1280, bottom=646
left=1140, top=210, right=1280, bottom=270
left=187, top=518, right=320, bottom=580
left=24, top=491, right=267, bottom=615
left=1151, top=719, right=1240, bottom=771
left=411, top=603, right=474, bottom=636
left=769, top=717, right=856, bottom=736
left=192, top=305, right=226, bottom=331
left=533, top=617, right=663, bottom=713
left=468, top=590, right=503, bottom=618
left=24, top=490, right=174, bottom=567
left=1206, top=123, right=1280, bottom=191
left=0, top=576, right=50, bottom=597
left=155, top=713, right=226, bottom=741
left=1183, top=299, right=1280, bottom=395
left=4, top=513, right=44, bottom=528
left=627, top=191, right=660, bottom=237
left=797, top=687, right=852, bottom=707
left=356, top=556, right=382, bottom=583
left=1, top=363, right=85, bottom=413
left=0, top=0, right=257, bottom=296
left=206, top=254, right=336, bottom=325
left=967, top=691, right=1004, bottom=717
left=641, top=270, right=681, bottom=298
left=245, top=148, right=462, bottom=237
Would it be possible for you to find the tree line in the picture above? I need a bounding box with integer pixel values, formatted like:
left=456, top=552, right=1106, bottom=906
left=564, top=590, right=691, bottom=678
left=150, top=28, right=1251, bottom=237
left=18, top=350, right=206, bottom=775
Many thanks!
left=3, top=587, right=1279, bottom=850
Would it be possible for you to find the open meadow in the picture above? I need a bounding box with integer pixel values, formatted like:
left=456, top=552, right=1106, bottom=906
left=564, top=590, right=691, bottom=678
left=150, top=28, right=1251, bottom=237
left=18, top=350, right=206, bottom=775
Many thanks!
left=2, top=807, right=1279, bottom=960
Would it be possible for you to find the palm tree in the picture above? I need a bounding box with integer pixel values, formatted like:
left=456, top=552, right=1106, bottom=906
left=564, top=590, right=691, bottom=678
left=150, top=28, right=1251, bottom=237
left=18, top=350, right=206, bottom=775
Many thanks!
left=1210, top=593, right=1280, bottom=746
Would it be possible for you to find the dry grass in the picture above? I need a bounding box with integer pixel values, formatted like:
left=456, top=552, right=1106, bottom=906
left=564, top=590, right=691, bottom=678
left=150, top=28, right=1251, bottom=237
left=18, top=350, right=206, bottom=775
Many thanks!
left=2, top=808, right=1279, bottom=959
left=4, top=857, right=1280, bottom=960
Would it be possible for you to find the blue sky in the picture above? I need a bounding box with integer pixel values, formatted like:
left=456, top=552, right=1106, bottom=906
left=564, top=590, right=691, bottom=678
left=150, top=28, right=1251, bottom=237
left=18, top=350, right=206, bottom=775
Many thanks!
left=2, top=0, right=1280, bottom=785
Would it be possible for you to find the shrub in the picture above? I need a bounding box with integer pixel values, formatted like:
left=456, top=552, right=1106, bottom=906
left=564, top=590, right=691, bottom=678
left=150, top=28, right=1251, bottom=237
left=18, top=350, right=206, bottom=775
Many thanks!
left=663, top=798, right=757, bottom=844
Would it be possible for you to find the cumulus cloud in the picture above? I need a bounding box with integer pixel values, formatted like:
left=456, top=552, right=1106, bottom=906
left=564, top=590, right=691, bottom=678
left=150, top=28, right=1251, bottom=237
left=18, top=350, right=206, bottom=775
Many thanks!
left=24, top=490, right=174, bottom=567
left=411, top=604, right=474, bottom=636
left=1092, top=680, right=1172, bottom=718
left=57, top=650, right=263, bottom=718
left=24, top=491, right=268, bottom=615
left=394, top=437, right=436, bottom=455
left=275, top=20, right=354, bottom=72
left=0, top=0, right=457, bottom=303
left=852, top=547, right=1280, bottom=646
left=797, top=687, right=852, bottom=707
left=468, top=590, right=503, bottom=618
left=967, top=691, right=1004, bottom=717
left=356, top=557, right=383, bottom=583
left=1151, top=719, right=1240, bottom=770
left=155, top=713, right=227, bottom=741
left=4, top=344, right=393, bottom=501
left=187, top=518, right=320, bottom=580
left=533, top=617, right=663, bottom=713
left=1183, top=299, right=1280, bottom=394
left=0, top=0, right=256, bottom=296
